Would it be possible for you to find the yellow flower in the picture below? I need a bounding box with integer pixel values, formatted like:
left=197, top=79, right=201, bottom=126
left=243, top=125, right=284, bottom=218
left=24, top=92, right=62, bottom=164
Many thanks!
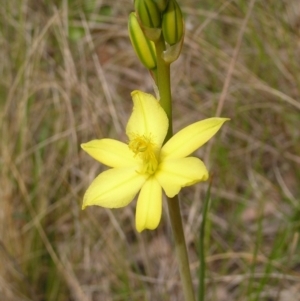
left=81, top=90, right=229, bottom=232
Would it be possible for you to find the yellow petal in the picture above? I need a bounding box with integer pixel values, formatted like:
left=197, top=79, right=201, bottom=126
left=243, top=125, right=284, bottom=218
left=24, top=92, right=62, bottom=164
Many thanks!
left=81, top=139, right=137, bottom=168
left=155, top=157, right=208, bottom=197
left=126, top=90, right=168, bottom=147
left=83, top=167, right=147, bottom=209
left=161, top=118, right=229, bottom=160
left=135, top=176, right=162, bottom=232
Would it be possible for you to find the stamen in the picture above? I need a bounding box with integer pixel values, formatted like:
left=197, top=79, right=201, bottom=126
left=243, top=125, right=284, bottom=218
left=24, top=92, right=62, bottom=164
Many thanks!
left=128, top=134, right=158, bottom=174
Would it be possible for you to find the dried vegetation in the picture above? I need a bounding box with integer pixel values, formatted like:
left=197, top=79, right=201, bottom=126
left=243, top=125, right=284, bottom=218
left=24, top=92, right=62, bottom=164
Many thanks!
left=1, top=0, right=300, bottom=300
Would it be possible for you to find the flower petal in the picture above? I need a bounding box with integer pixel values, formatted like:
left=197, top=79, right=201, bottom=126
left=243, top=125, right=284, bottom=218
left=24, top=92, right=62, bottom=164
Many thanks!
left=155, top=157, right=208, bottom=197
left=126, top=90, right=168, bottom=147
left=83, top=167, right=147, bottom=209
left=135, top=176, right=162, bottom=232
left=81, top=139, right=137, bottom=168
left=161, top=118, right=229, bottom=160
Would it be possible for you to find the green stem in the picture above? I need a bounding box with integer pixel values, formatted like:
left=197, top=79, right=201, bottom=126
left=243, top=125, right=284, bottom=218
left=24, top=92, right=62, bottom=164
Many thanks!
left=167, top=195, right=196, bottom=301
left=155, top=35, right=195, bottom=301
left=154, top=35, right=172, bottom=140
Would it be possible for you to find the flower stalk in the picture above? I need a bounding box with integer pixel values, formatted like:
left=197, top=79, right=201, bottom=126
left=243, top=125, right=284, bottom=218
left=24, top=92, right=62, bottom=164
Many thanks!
left=154, top=35, right=172, bottom=140
left=167, top=195, right=196, bottom=301
left=154, top=20, right=196, bottom=301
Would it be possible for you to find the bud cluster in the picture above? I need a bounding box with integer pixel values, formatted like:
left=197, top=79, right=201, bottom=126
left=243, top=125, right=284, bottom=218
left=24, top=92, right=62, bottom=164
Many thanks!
left=128, top=0, right=184, bottom=69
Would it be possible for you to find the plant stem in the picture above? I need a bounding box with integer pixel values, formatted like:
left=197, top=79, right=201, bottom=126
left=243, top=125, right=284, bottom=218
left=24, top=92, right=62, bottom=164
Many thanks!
left=154, top=35, right=172, bottom=140
left=167, top=195, right=196, bottom=301
left=155, top=35, right=195, bottom=301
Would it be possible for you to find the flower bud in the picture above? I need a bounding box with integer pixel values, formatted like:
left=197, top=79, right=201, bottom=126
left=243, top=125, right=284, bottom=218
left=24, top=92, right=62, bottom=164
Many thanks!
left=153, top=0, right=169, bottom=12
left=128, top=12, right=157, bottom=70
left=162, top=0, right=184, bottom=45
left=135, top=0, right=161, bottom=28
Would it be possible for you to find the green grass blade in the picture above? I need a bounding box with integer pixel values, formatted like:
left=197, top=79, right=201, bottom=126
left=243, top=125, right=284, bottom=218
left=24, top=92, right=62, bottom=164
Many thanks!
left=197, top=179, right=212, bottom=301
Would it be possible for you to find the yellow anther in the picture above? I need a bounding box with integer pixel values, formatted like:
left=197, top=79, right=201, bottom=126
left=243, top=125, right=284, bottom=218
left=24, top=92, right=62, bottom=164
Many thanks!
left=128, top=134, right=158, bottom=174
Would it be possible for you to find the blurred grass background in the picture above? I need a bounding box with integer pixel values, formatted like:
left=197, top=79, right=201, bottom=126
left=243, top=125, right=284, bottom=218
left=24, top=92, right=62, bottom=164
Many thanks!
left=1, top=0, right=300, bottom=300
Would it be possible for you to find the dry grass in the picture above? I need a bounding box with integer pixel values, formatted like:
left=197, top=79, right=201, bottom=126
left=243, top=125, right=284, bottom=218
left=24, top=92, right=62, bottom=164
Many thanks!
left=1, top=0, right=300, bottom=300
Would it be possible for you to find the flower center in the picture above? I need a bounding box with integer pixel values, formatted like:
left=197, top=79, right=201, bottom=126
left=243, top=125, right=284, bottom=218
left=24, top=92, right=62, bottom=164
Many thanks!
left=128, top=134, right=158, bottom=175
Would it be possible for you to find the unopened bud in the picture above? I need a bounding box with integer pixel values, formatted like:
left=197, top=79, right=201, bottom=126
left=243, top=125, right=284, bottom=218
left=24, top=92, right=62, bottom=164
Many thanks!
left=128, top=12, right=157, bottom=70
left=153, top=0, right=169, bottom=12
left=162, top=0, right=184, bottom=45
left=135, top=0, right=161, bottom=28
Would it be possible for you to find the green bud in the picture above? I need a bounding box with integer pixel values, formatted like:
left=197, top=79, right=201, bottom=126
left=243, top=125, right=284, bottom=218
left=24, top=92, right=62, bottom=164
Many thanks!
left=128, top=12, right=157, bottom=70
left=162, top=0, right=184, bottom=45
left=135, top=0, right=161, bottom=28
left=153, top=0, right=169, bottom=12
